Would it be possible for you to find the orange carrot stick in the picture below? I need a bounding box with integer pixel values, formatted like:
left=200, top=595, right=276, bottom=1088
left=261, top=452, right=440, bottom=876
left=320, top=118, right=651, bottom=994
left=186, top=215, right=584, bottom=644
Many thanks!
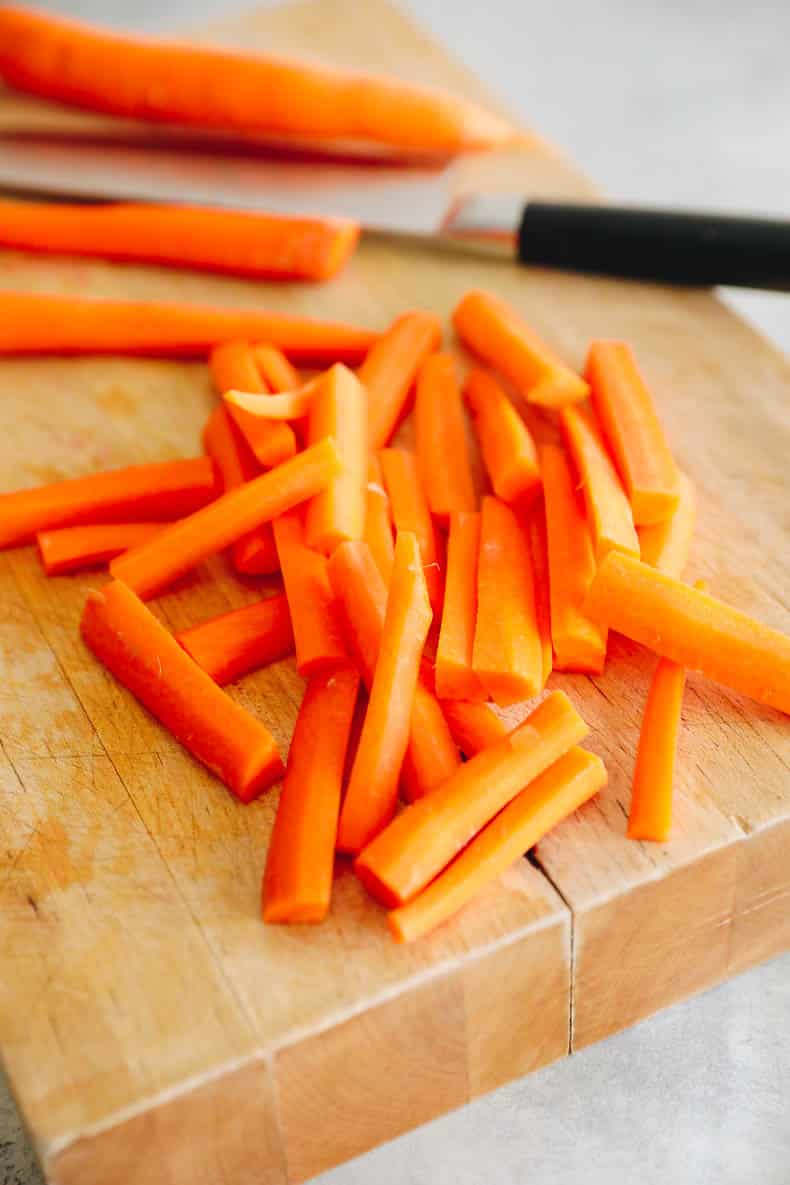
left=210, top=341, right=296, bottom=469
left=540, top=444, right=607, bottom=674
left=439, top=699, right=507, bottom=757
left=390, top=747, right=606, bottom=941
left=0, top=292, right=377, bottom=362
left=415, top=353, right=476, bottom=523
left=364, top=455, right=395, bottom=582
left=37, top=522, right=166, bottom=575
left=176, top=593, right=294, bottom=686
left=81, top=580, right=283, bottom=802
left=0, top=455, right=217, bottom=549
left=585, top=552, right=790, bottom=714
left=435, top=511, right=484, bottom=701
left=523, top=498, right=553, bottom=687
left=464, top=368, right=541, bottom=503
left=560, top=405, right=639, bottom=562
left=263, top=668, right=361, bottom=923
left=361, top=312, right=443, bottom=450
left=252, top=345, right=301, bottom=392
left=273, top=510, right=349, bottom=677
left=453, top=290, right=589, bottom=407
left=586, top=341, right=680, bottom=525
left=305, top=365, right=367, bottom=554
left=638, top=471, right=697, bottom=578
left=0, top=198, right=359, bottom=282
left=400, top=677, right=463, bottom=802
left=337, top=532, right=432, bottom=853
left=472, top=496, right=543, bottom=706
left=355, top=690, right=588, bottom=906
left=110, top=437, right=341, bottom=598
left=627, top=658, right=686, bottom=843
left=379, top=447, right=444, bottom=614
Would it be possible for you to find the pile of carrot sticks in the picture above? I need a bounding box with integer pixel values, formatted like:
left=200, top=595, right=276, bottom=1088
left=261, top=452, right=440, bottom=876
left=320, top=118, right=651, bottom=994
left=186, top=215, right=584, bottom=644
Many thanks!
left=2, top=286, right=790, bottom=945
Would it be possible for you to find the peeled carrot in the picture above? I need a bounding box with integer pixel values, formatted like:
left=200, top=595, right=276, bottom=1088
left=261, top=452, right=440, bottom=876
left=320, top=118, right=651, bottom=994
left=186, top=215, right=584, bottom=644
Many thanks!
left=305, top=365, right=367, bottom=554
left=252, top=345, right=301, bottom=393
left=0, top=292, right=377, bottom=362
left=225, top=383, right=317, bottom=421
left=337, top=532, right=432, bottom=853
left=435, top=511, right=484, bottom=701
left=389, top=748, right=606, bottom=941
left=585, top=552, right=790, bottom=714
left=453, top=290, right=589, bottom=407
left=37, top=522, right=166, bottom=575
left=177, top=593, right=294, bottom=686
left=355, top=691, right=588, bottom=907
left=638, top=471, right=697, bottom=578
left=0, top=455, right=217, bottom=549
left=400, top=678, right=463, bottom=802
left=210, top=341, right=296, bottom=469
left=472, top=496, right=543, bottom=706
left=110, top=437, right=341, bottom=598
left=263, top=668, right=360, bottom=924
left=628, top=658, right=686, bottom=843
left=439, top=699, right=507, bottom=758
left=0, top=198, right=359, bottom=282
left=379, top=448, right=444, bottom=614
left=586, top=341, right=680, bottom=525
left=273, top=510, right=349, bottom=677
left=415, top=353, right=476, bottom=523
left=364, top=455, right=395, bottom=582
left=523, top=498, right=553, bottom=687
left=362, top=312, right=443, bottom=449
left=81, top=580, right=283, bottom=802
left=560, top=405, right=639, bottom=561
left=464, top=368, right=541, bottom=504
left=540, top=444, right=607, bottom=674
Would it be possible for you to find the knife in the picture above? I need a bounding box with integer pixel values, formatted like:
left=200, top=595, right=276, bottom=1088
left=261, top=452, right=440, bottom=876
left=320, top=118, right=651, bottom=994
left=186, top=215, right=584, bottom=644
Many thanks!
left=1, top=136, right=789, bottom=290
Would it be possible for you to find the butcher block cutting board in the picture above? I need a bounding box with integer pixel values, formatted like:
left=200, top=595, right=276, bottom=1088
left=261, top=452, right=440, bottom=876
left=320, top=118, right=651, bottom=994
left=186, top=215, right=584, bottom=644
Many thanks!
left=1, top=2, right=789, bottom=1183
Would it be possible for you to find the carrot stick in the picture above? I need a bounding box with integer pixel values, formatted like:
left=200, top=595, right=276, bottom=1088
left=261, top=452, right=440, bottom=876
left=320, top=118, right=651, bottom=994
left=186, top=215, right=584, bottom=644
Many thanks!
left=225, top=383, right=317, bottom=421
left=364, top=455, right=396, bottom=582
left=210, top=341, right=296, bottom=469
left=252, top=345, right=301, bottom=392
left=439, top=699, right=507, bottom=758
left=453, top=290, right=589, bottom=407
left=638, top=471, right=697, bottom=578
left=263, top=668, right=360, bottom=924
left=110, top=437, right=341, bottom=598
left=415, top=353, right=476, bottom=523
left=435, top=511, right=485, bottom=701
left=201, top=405, right=279, bottom=576
left=0, top=455, right=217, bottom=549
left=389, top=747, right=606, bottom=941
left=540, top=444, right=607, bottom=674
left=0, top=7, right=521, bottom=155
left=37, top=522, right=166, bottom=575
left=176, top=593, right=294, bottom=686
left=472, top=496, right=543, bottom=706
left=586, top=341, right=680, bottom=525
left=585, top=552, right=790, bottom=714
left=305, top=365, right=367, bottom=554
left=355, top=690, right=588, bottom=906
left=81, top=580, right=283, bottom=802
left=523, top=498, right=553, bottom=687
left=273, top=510, right=349, bottom=677
left=337, top=532, right=432, bottom=853
left=0, top=292, right=377, bottom=362
left=361, top=312, right=443, bottom=449
left=560, top=405, right=639, bottom=562
left=464, top=368, right=541, bottom=503
left=0, top=198, right=359, bottom=282
left=400, top=678, right=463, bottom=802
left=379, top=448, right=444, bottom=615
left=627, top=659, right=686, bottom=843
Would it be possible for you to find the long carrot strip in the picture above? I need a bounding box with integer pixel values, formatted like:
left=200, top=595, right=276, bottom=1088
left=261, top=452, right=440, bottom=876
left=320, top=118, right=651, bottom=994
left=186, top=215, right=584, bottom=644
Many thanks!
left=439, top=699, right=507, bottom=758
left=337, top=532, right=432, bottom=853
left=305, top=365, right=367, bottom=554
left=523, top=498, right=553, bottom=687
left=355, top=690, right=588, bottom=906
left=0, top=455, right=218, bottom=549
left=37, top=522, right=166, bottom=575
left=415, top=353, right=476, bottom=523
left=0, top=198, right=359, bottom=282
left=210, top=341, right=296, bottom=469
left=110, top=437, right=341, bottom=598
left=638, top=471, right=697, bottom=578
left=362, top=312, right=443, bottom=450
left=176, top=593, right=294, bottom=686
left=263, top=668, right=360, bottom=923
left=540, top=444, right=607, bottom=674
left=586, top=341, right=680, bottom=525
left=389, top=748, right=606, bottom=941
left=273, top=510, right=349, bottom=677
left=628, top=658, right=686, bottom=843
left=560, top=405, right=639, bottom=561
left=435, top=511, right=484, bottom=701
left=379, top=448, right=444, bottom=614
left=81, top=580, right=283, bottom=802
left=0, top=292, right=377, bottom=362
left=472, top=496, right=543, bottom=706
left=364, top=455, right=395, bottom=582
left=464, top=368, right=541, bottom=504
left=400, top=679, right=463, bottom=802
left=453, top=290, right=589, bottom=407
left=585, top=552, right=790, bottom=714
left=252, top=345, right=301, bottom=392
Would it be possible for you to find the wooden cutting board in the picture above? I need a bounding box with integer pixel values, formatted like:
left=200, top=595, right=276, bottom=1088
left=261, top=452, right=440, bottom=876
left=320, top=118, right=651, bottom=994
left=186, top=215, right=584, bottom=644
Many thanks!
left=1, top=3, right=789, bottom=1183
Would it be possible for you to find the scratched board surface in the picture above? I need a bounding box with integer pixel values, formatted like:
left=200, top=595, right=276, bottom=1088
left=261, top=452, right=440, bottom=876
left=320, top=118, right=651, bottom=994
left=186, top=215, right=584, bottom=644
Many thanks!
left=0, top=3, right=789, bottom=1184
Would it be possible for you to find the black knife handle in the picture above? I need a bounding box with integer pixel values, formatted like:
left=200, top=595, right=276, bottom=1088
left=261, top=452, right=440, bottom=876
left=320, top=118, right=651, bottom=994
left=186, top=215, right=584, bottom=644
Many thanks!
left=518, top=202, right=790, bottom=290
